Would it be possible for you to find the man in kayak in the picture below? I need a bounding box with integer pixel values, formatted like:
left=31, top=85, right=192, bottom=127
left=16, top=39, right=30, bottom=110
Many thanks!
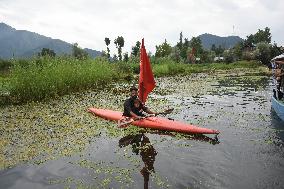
left=123, top=86, right=156, bottom=119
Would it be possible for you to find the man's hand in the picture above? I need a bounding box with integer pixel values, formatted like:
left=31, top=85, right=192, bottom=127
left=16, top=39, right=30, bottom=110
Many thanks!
left=135, top=116, right=144, bottom=120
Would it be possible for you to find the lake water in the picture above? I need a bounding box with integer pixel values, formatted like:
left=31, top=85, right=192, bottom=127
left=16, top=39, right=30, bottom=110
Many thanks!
left=0, top=72, right=283, bottom=189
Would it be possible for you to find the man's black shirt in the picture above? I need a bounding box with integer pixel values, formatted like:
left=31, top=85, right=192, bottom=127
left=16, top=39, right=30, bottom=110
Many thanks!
left=123, top=97, right=147, bottom=117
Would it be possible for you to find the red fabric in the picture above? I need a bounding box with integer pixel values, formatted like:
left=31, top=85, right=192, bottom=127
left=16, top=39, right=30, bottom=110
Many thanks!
left=139, top=39, right=156, bottom=103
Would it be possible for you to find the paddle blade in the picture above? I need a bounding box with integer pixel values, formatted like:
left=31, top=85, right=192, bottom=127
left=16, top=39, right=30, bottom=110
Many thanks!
left=156, top=108, right=174, bottom=115
left=163, top=108, right=174, bottom=114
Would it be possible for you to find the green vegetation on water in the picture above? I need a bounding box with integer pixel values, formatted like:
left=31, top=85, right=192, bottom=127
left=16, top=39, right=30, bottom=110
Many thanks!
left=0, top=56, right=268, bottom=105
left=0, top=72, right=271, bottom=188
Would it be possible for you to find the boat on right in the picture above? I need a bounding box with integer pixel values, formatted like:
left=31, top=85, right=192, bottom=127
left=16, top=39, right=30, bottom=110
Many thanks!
left=271, top=53, right=284, bottom=122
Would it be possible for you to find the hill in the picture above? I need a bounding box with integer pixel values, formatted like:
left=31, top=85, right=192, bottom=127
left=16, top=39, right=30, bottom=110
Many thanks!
left=198, top=33, right=243, bottom=49
left=0, top=23, right=101, bottom=59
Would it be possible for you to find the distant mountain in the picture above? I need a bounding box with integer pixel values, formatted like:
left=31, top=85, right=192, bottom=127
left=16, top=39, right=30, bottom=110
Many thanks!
left=0, top=23, right=101, bottom=59
left=198, top=33, right=243, bottom=49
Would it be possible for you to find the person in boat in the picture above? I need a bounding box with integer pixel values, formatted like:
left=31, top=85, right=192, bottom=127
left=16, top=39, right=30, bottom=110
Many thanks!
left=123, top=86, right=157, bottom=119
left=274, top=61, right=284, bottom=100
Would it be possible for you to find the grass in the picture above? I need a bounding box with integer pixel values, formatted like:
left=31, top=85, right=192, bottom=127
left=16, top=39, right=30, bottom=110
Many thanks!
left=1, top=56, right=124, bottom=104
left=0, top=56, right=268, bottom=105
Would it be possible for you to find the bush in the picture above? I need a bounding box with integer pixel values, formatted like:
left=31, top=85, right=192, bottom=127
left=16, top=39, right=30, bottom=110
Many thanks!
left=242, top=51, right=256, bottom=61
left=223, top=50, right=234, bottom=63
left=0, top=59, right=13, bottom=71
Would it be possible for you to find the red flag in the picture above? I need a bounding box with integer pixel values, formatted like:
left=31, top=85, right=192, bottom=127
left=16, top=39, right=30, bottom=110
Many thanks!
left=139, top=38, right=156, bottom=103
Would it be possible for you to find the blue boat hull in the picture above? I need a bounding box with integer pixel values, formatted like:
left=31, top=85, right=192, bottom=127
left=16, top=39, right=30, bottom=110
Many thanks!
left=271, top=96, right=284, bottom=122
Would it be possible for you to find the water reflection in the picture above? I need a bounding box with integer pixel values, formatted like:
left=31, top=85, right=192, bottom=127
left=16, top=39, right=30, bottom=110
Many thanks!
left=147, top=130, right=220, bottom=145
left=118, top=132, right=219, bottom=189
left=119, top=134, right=156, bottom=189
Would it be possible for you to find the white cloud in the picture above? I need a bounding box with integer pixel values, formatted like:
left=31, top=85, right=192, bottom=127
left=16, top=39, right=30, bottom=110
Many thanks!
left=0, top=0, right=283, bottom=53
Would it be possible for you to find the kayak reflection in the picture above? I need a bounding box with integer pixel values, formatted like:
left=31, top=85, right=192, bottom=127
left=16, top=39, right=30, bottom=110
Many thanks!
left=119, top=134, right=156, bottom=189
left=146, top=130, right=220, bottom=145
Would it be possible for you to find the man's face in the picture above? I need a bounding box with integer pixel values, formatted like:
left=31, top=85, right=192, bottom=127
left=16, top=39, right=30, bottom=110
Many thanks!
left=131, top=90, right=138, bottom=97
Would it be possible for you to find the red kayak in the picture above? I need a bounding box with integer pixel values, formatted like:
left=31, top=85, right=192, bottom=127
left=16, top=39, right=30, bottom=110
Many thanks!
left=88, top=108, right=219, bottom=135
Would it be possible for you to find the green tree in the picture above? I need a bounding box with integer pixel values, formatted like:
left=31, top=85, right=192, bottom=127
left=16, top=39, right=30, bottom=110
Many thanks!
left=72, top=43, right=88, bottom=60
left=123, top=52, right=129, bottom=62
left=211, top=44, right=216, bottom=52
left=215, top=45, right=225, bottom=56
left=131, top=41, right=141, bottom=57
left=177, top=32, right=183, bottom=51
left=114, top=36, right=125, bottom=61
left=189, top=37, right=203, bottom=56
left=112, top=54, right=118, bottom=62
left=244, top=27, right=272, bottom=47
left=155, top=39, right=172, bottom=57
left=39, top=48, right=56, bottom=57
left=244, top=34, right=255, bottom=47
left=270, top=43, right=282, bottom=58
left=211, top=44, right=226, bottom=59
left=200, top=50, right=212, bottom=63
left=170, top=46, right=181, bottom=62
left=233, top=42, right=243, bottom=60
left=104, top=37, right=111, bottom=59
left=254, top=27, right=271, bottom=44
left=180, top=38, right=189, bottom=60
left=255, top=42, right=271, bottom=65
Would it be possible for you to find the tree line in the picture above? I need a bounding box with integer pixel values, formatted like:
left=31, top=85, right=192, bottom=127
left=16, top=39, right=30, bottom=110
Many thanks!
left=37, top=27, right=283, bottom=66
left=229, top=27, right=282, bottom=66
left=100, top=27, right=282, bottom=65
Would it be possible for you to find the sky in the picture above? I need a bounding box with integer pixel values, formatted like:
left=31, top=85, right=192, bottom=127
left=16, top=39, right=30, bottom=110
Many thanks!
left=0, top=0, right=283, bottom=54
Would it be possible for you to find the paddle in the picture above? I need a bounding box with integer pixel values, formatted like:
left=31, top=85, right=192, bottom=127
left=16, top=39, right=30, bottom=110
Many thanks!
left=155, top=108, right=174, bottom=115
left=117, top=108, right=174, bottom=128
